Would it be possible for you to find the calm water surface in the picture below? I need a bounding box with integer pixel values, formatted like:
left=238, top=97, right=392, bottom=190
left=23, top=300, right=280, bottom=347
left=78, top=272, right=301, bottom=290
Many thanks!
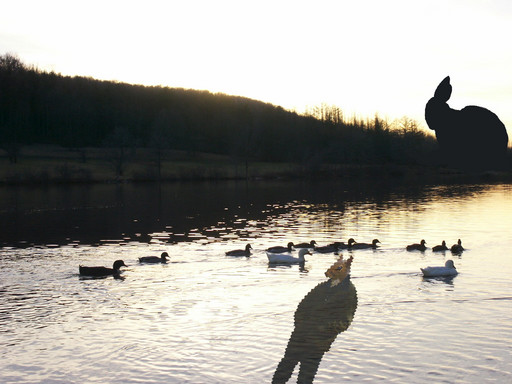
left=1, top=181, right=511, bottom=383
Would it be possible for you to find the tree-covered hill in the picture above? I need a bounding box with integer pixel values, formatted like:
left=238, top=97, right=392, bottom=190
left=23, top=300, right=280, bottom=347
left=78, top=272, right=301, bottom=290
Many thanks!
left=0, top=53, right=437, bottom=167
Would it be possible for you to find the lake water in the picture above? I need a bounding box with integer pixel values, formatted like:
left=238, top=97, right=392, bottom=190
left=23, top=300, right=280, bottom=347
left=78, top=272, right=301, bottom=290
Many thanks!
left=1, top=180, right=512, bottom=383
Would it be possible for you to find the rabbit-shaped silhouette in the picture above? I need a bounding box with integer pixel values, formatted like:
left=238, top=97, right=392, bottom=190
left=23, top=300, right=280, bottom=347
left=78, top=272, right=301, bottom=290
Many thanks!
left=425, top=76, right=508, bottom=170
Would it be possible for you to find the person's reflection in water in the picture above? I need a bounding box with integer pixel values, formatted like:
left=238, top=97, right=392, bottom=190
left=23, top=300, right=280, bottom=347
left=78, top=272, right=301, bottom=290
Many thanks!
left=272, top=255, right=357, bottom=384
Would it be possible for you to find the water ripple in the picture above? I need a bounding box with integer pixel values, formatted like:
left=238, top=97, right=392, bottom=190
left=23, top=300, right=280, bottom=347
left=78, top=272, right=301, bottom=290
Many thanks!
left=2, top=182, right=512, bottom=382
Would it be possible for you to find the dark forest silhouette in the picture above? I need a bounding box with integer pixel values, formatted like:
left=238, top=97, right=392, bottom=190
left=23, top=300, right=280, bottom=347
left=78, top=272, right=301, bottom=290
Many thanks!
left=425, top=76, right=509, bottom=170
left=0, top=53, right=440, bottom=171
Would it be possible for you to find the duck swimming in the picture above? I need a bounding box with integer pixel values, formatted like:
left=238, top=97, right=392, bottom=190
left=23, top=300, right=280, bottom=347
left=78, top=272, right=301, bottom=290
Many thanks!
left=139, top=252, right=170, bottom=263
left=328, top=238, right=356, bottom=250
left=266, top=242, right=294, bottom=253
left=267, top=248, right=311, bottom=264
left=226, top=244, right=252, bottom=257
left=406, top=239, right=427, bottom=251
left=432, top=241, right=449, bottom=252
left=294, top=240, right=317, bottom=249
left=451, top=239, right=464, bottom=254
left=421, top=259, right=458, bottom=277
left=350, top=239, right=380, bottom=250
left=314, top=243, right=339, bottom=254
left=79, top=260, right=127, bottom=277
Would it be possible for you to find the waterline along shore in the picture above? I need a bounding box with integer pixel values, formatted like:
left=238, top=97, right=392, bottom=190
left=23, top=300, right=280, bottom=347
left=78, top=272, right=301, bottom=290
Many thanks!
left=2, top=145, right=512, bottom=185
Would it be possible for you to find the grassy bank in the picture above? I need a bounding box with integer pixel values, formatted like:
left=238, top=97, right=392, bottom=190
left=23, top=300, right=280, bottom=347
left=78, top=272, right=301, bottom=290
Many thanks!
left=0, top=145, right=301, bottom=184
left=1, top=145, right=511, bottom=185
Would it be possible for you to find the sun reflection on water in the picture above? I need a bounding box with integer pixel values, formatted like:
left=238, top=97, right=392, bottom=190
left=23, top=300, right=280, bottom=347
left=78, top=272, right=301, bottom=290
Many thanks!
left=1, top=182, right=512, bottom=383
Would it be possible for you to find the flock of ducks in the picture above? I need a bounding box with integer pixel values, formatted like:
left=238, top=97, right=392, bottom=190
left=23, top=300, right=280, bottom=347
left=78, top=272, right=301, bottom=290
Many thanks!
left=225, top=238, right=463, bottom=277
left=78, top=239, right=463, bottom=278
left=406, top=239, right=464, bottom=254
left=262, top=239, right=379, bottom=264
left=406, top=239, right=463, bottom=277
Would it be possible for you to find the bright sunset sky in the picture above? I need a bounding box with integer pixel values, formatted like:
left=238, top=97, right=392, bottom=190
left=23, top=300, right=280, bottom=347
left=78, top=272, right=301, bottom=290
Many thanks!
left=1, top=0, right=511, bottom=136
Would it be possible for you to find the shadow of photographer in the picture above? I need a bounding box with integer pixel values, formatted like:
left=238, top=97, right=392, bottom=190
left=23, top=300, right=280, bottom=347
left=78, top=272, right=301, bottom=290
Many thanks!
left=272, top=256, right=358, bottom=383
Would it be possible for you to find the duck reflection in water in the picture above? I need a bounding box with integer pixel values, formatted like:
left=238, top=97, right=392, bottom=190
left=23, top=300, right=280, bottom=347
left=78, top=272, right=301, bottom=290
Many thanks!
left=272, top=255, right=357, bottom=383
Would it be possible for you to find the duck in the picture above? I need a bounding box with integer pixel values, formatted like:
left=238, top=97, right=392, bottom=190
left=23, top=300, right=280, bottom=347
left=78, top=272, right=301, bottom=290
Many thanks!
left=451, top=239, right=464, bottom=254
left=139, top=252, right=170, bottom=263
left=406, top=239, right=427, bottom=251
left=314, top=243, right=339, bottom=254
left=266, top=242, right=294, bottom=253
left=225, top=244, right=252, bottom=257
left=267, top=248, right=311, bottom=264
left=432, top=241, right=449, bottom=252
left=421, top=259, right=458, bottom=277
left=294, top=240, right=317, bottom=249
left=350, top=239, right=380, bottom=250
left=79, top=260, right=127, bottom=277
left=328, top=238, right=356, bottom=249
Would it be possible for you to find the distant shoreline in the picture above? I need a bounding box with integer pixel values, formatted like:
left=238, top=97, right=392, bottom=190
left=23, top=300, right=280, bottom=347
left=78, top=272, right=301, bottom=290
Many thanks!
left=2, top=145, right=512, bottom=186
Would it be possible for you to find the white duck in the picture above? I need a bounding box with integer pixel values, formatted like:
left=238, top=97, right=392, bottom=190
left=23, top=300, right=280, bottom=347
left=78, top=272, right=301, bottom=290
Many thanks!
left=267, top=248, right=311, bottom=264
left=421, top=259, right=458, bottom=277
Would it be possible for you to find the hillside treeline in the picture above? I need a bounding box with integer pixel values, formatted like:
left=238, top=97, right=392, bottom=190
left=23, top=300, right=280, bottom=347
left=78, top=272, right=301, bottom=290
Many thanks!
left=0, top=53, right=437, bottom=166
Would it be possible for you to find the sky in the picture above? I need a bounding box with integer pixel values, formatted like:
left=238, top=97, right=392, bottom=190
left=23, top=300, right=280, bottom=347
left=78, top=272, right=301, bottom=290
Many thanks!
left=1, top=0, right=512, bottom=136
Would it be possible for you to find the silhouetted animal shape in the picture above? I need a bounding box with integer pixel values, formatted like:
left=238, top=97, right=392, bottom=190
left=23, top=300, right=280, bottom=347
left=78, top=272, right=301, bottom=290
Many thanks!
left=432, top=241, right=449, bottom=252
left=79, top=260, right=126, bottom=277
left=350, top=239, right=380, bottom=250
left=425, top=76, right=508, bottom=170
left=266, top=242, right=294, bottom=253
left=294, top=240, right=317, bottom=249
left=328, top=238, right=356, bottom=250
left=314, top=243, right=339, bottom=254
left=450, top=239, right=464, bottom=254
left=225, top=244, right=252, bottom=257
left=272, top=257, right=357, bottom=383
left=139, top=252, right=170, bottom=263
left=406, top=239, right=427, bottom=251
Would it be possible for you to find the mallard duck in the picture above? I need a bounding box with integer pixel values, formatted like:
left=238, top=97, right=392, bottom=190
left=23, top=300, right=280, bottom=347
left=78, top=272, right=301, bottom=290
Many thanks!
left=432, top=241, right=449, bottom=252
left=266, top=242, right=294, bottom=253
left=314, top=244, right=339, bottom=254
left=79, top=260, right=127, bottom=277
left=451, top=239, right=464, bottom=253
left=350, top=239, right=380, bottom=250
left=328, top=238, right=356, bottom=249
left=406, top=239, right=427, bottom=251
left=267, top=248, right=310, bottom=264
left=421, top=259, right=458, bottom=277
left=226, top=244, right=252, bottom=257
left=294, top=240, right=317, bottom=249
left=139, top=252, right=170, bottom=263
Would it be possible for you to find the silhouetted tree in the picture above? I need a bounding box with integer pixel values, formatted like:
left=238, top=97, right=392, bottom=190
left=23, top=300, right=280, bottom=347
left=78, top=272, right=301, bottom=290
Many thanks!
left=0, top=53, right=25, bottom=72
left=0, top=54, right=28, bottom=161
left=149, top=109, right=175, bottom=180
left=103, top=126, right=134, bottom=176
left=305, top=103, right=344, bottom=125
left=0, top=123, right=20, bottom=163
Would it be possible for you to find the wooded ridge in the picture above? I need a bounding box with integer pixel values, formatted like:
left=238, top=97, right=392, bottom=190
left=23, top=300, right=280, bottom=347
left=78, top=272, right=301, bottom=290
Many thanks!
left=1, top=53, right=437, bottom=169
